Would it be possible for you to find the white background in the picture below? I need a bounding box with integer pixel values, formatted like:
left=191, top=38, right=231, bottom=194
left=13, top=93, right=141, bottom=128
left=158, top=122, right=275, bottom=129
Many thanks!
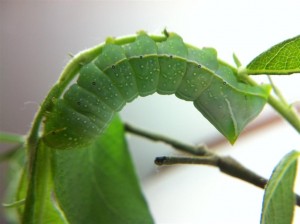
left=1, top=0, right=300, bottom=223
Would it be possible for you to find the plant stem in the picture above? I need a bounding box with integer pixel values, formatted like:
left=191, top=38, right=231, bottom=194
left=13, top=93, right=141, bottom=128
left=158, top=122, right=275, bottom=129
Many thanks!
left=0, top=132, right=25, bottom=144
left=267, top=76, right=289, bottom=106
left=125, top=123, right=210, bottom=156
left=155, top=155, right=268, bottom=189
left=22, top=141, right=52, bottom=224
left=124, top=123, right=300, bottom=207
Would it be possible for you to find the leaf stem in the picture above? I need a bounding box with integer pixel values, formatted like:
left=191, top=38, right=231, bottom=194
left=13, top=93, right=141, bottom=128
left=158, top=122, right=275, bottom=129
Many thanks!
left=2, top=199, right=26, bottom=208
left=0, top=132, right=25, bottom=144
left=124, top=123, right=300, bottom=207
left=267, top=76, right=289, bottom=105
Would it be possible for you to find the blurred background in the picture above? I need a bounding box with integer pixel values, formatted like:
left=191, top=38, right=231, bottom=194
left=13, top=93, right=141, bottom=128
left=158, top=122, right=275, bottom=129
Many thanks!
left=1, top=0, right=300, bottom=223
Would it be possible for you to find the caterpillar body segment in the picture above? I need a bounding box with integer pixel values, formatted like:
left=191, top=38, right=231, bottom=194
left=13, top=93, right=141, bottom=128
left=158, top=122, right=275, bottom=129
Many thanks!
left=77, top=63, right=126, bottom=111
left=44, top=100, right=102, bottom=149
left=156, top=34, right=188, bottom=94
left=63, top=85, right=114, bottom=125
left=43, top=32, right=270, bottom=149
left=124, top=34, right=160, bottom=96
left=94, top=44, right=139, bottom=102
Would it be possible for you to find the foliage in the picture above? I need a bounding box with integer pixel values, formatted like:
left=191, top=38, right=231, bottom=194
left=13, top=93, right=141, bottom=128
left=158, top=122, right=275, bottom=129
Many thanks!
left=261, top=151, right=299, bottom=224
left=1, top=32, right=300, bottom=224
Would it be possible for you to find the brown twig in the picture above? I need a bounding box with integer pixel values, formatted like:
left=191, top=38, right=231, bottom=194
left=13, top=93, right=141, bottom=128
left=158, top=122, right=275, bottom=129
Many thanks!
left=125, top=123, right=300, bottom=207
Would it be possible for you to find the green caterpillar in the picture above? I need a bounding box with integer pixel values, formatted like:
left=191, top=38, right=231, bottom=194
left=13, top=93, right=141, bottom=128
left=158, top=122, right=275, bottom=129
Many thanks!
left=43, top=31, right=270, bottom=149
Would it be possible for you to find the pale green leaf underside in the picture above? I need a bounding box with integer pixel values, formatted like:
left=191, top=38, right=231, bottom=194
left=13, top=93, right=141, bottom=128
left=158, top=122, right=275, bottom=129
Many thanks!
left=261, top=150, right=300, bottom=224
left=247, top=35, right=300, bottom=75
left=51, top=115, right=154, bottom=224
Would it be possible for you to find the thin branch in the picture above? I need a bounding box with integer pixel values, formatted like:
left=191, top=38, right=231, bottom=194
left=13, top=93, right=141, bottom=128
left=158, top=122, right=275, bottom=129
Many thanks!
left=155, top=156, right=218, bottom=166
left=125, top=123, right=300, bottom=207
left=155, top=156, right=268, bottom=189
left=125, top=123, right=210, bottom=156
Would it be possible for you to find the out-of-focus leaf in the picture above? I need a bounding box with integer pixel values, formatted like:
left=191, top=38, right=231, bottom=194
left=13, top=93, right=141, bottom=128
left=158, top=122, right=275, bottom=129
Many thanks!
left=261, top=150, right=300, bottom=224
left=3, top=146, right=26, bottom=223
left=4, top=143, right=66, bottom=224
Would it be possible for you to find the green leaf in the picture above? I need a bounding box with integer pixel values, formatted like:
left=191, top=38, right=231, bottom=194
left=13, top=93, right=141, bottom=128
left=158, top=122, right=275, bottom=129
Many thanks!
left=247, top=35, right=300, bottom=75
left=51, top=115, right=154, bottom=224
left=3, top=144, right=66, bottom=224
left=3, top=146, right=26, bottom=223
left=261, top=150, right=300, bottom=224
